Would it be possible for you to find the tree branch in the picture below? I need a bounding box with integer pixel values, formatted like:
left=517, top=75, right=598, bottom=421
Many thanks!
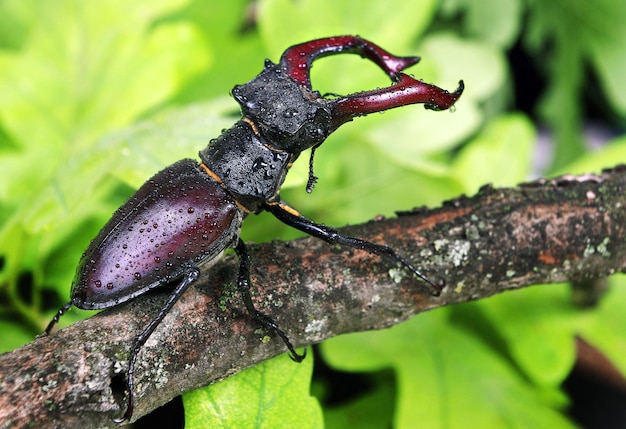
left=2, top=166, right=626, bottom=427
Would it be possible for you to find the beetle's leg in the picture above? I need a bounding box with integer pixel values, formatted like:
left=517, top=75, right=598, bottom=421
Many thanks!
left=264, top=202, right=443, bottom=296
left=330, top=75, right=464, bottom=130
left=280, top=35, right=420, bottom=89
left=234, top=238, right=306, bottom=362
left=113, top=268, right=200, bottom=424
left=43, top=301, right=73, bottom=335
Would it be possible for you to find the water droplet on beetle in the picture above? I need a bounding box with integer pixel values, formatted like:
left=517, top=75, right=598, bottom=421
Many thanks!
left=283, top=108, right=298, bottom=118
left=188, top=207, right=195, bottom=214
left=94, top=280, right=102, bottom=288
left=134, top=272, right=142, bottom=280
left=252, top=158, right=267, bottom=172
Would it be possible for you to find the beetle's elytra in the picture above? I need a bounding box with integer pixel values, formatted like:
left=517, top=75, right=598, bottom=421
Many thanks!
left=72, top=159, right=242, bottom=309
left=44, top=36, right=464, bottom=422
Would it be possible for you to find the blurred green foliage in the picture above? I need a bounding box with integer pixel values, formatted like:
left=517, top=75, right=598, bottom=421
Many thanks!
left=1, top=0, right=626, bottom=427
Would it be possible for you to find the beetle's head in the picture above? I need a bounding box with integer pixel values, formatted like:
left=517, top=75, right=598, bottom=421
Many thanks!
left=232, top=61, right=333, bottom=155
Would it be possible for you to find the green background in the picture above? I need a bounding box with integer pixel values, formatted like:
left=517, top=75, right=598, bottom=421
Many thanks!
left=1, top=1, right=626, bottom=427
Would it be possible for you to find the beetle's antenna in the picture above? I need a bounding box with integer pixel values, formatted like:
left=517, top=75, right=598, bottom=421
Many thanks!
left=306, top=145, right=320, bottom=193
left=43, top=301, right=73, bottom=335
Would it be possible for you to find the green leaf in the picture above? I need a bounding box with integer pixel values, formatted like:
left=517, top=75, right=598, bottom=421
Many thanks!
left=170, top=0, right=266, bottom=102
left=183, top=352, right=323, bottom=429
left=322, top=309, right=576, bottom=429
left=525, top=1, right=626, bottom=170
left=322, top=373, right=395, bottom=429
left=0, top=320, right=34, bottom=353
left=259, top=0, right=438, bottom=56
left=554, top=134, right=626, bottom=175
left=579, top=2, right=626, bottom=115
left=471, top=285, right=578, bottom=388
left=453, top=114, right=536, bottom=194
left=0, top=0, right=204, bottom=151
left=0, top=0, right=31, bottom=50
left=440, top=0, right=524, bottom=48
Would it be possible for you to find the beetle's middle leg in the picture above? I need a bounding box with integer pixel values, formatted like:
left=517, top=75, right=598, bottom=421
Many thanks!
left=234, top=238, right=306, bottom=362
left=264, top=201, right=443, bottom=296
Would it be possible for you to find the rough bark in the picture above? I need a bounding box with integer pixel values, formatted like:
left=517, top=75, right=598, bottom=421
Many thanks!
left=1, top=166, right=626, bottom=428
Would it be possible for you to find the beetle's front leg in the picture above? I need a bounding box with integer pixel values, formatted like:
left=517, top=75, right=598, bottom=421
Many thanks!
left=264, top=202, right=443, bottom=296
left=234, top=239, right=306, bottom=362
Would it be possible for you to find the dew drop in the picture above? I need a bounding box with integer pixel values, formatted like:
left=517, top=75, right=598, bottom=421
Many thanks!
left=94, top=280, right=102, bottom=288
left=134, top=272, right=142, bottom=280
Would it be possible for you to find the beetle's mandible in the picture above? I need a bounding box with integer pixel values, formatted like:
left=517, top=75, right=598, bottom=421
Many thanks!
left=44, top=35, right=464, bottom=422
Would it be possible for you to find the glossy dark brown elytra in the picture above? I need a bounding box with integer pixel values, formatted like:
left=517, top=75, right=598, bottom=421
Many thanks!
left=73, top=160, right=241, bottom=309
left=44, top=35, right=464, bottom=423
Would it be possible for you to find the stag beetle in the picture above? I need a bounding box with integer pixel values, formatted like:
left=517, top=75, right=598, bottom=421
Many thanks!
left=44, top=36, right=463, bottom=422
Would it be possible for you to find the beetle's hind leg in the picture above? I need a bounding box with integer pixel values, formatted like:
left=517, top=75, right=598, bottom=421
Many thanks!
left=113, top=268, right=200, bottom=423
left=234, top=238, right=306, bottom=362
left=42, top=301, right=73, bottom=335
left=265, top=201, right=443, bottom=296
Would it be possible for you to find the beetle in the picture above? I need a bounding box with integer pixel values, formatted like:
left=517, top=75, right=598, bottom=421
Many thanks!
left=44, top=35, right=463, bottom=422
